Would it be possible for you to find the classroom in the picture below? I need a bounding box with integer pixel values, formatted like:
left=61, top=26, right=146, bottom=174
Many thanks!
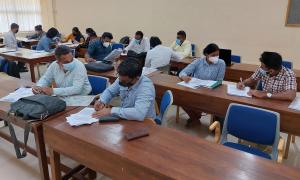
left=1, top=0, right=300, bottom=179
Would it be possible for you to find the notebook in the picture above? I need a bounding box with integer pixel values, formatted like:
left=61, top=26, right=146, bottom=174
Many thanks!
left=227, top=84, right=251, bottom=98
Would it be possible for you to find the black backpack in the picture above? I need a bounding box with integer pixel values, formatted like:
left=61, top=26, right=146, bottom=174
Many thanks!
left=85, top=61, right=114, bottom=73
left=7, top=94, right=66, bottom=158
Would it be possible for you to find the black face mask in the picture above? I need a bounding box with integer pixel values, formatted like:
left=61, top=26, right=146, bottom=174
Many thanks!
left=15, top=29, right=19, bottom=33
left=119, top=80, right=134, bottom=87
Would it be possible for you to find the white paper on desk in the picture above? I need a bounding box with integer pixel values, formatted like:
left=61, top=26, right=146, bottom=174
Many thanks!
left=289, top=97, right=300, bottom=110
left=0, top=87, right=34, bottom=102
left=177, top=78, right=217, bottom=89
left=61, top=95, right=96, bottom=106
left=66, top=107, right=98, bottom=126
left=142, top=67, right=157, bottom=76
left=227, top=84, right=251, bottom=98
left=0, top=48, right=17, bottom=53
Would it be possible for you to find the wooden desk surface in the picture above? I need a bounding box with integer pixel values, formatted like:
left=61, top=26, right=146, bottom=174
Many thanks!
left=44, top=107, right=300, bottom=179
left=149, top=73, right=300, bottom=136
left=0, top=48, right=55, bottom=61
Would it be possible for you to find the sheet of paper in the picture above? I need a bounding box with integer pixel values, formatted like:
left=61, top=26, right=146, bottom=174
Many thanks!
left=66, top=107, right=98, bottom=126
left=289, top=97, right=300, bottom=110
left=177, top=78, right=217, bottom=89
left=227, top=84, right=251, bottom=98
left=142, top=67, right=157, bottom=76
left=0, top=87, right=34, bottom=102
left=0, top=48, right=17, bottom=53
left=61, top=95, right=96, bottom=106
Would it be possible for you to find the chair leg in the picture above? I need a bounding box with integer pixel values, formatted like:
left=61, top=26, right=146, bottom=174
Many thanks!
left=292, top=135, right=296, bottom=143
left=284, top=134, right=292, bottom=159
left=176, top=106, right=180, bottom=123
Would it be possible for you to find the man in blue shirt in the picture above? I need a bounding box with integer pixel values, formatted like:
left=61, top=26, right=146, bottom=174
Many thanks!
left=179, top=43, right=226, bottom=126
left=92, top=58, right=156, bottom=121
left=32, top=45, right=91, bottom=96
left=86, top=32, right=113, bottom=62
left=36, top=27, right=59, bottom=52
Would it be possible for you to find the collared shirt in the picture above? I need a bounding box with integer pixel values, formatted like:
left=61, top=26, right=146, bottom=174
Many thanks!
left=124, top=37, right=150, bottom=54
left=3, top=31, right=17, bottom=49
left=36, top=36, right=55, bottom=52
left=170, top=40, right=192, bottom=58
left=87, top=39, right=112, bottom=61
left=179, top=57, right=226, bottom=81
left=145, top=45, right=181, bottom=69
left=100, top=76, right=156, bottom=121
left=251, top=66, right=297, bottom=93
left=36, top=58, right=92, bottom=96
left=26, top=31, right=46, bottom=40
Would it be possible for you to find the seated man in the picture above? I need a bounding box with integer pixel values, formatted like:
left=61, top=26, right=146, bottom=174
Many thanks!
left=86, top=32, right=113, bottom=61
left=26, top=25, right=45, bottom=40
left=237, top=51, right=296, bottom=101
left=179, top=43, right=226, bottom=126
left=124, top=31, right=150, bottom=54
left=170, top=30, right=192, bottom=59
left=145, top=36, right=181, bottom=72
left=92, top=58, right=156, bottom=121
left=32, top=45, right=92, bottom=96
left=36, top=27, right=60, bottom=52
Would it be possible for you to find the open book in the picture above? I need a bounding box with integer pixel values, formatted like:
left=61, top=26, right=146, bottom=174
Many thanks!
left=227, top=84, right=251, bottom=98
left=177, top=78, right=221, bottom=89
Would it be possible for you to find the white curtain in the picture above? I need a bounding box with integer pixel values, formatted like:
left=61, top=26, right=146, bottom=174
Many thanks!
left=0, top=0, right=42, bottom=33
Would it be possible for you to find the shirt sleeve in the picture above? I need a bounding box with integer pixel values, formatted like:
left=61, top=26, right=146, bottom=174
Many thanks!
left=36, top=62, right=55, bottom=87
left=111, top=83, right=155, bottom=121
left=52, top=65, right=89, bottom=96
left=124, top=38, right=134, bottom=51
left=250, top=68, right=263, bottom=81
left=87, top=40, right=96, bottom=57
left=170, top=49, right=181, bottom=61
left=179, top=59, right=198, bottom=78
left=144, top=38, right=150, bottom=52
left=4, top=34, right=17, bottom=49
left=99, top=79, right=120, bottom=104
left=27, top=33, right=38, bottom=40
left=181, top=42, right=192, bottom=58
left=284, top=71, right=297, bottom=91
left=170, top=41, right=176, bottom=50
left=144, top=51, right=152, bottom=67
left=216, top=60, right=226, bottom=81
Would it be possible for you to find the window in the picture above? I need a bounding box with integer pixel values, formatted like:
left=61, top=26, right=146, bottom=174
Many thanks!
left=0, top=0, right=42, bottom=33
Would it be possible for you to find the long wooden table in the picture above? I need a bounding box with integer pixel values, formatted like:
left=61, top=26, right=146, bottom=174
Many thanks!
left=44, top=107, right=300, bottom=179
left=0, top=75, right=77, bottom=180
left=0, top=48, right=56, bottom=82
left=171, top=58, right=300, bottom=91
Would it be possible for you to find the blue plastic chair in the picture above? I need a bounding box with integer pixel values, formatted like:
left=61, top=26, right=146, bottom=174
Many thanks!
left=112, top=43, right=124, bottom=50
left=282, top=60, right=293, bottom=69
left=210, top=103, right=284, bottom=162
left=31, top=45, right=37, bottom=50
left=88, top=75, right=109, bottom=95
left=0, top=57, right=8, bottom=73
left=231, top=55, right=241, bottom=63
left=155, top=90, right=173, bottom=125
left=191, top=44, right=196, bottom=57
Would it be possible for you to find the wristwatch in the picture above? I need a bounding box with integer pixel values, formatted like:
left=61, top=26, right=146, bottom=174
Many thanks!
left=267, top=93, right=272, bottom=98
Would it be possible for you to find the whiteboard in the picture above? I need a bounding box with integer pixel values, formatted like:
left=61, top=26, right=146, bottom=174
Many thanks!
left=286, top=0, right=300, bottom=27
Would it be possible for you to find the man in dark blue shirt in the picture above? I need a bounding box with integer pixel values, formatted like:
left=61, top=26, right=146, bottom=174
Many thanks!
left=86, top=32, right=113, bottom=61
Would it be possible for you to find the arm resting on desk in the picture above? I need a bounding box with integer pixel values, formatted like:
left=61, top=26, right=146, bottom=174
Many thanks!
left=270, top=90, right=296, bottom=101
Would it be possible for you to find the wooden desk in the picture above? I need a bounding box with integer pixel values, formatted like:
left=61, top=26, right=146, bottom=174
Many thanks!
left=149, top=73, right=300, bottom=136
left=17, top=37, right=39, bottom=49
left=171, top=60, right=300, bottom=91
left=0, top=75, right=77, bottom=180
left=0, top=48, right=56, bottom=82
left=44, top=107, right=300, bottom=180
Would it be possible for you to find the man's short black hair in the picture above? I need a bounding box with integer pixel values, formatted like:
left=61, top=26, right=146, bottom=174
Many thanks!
left=177, top=30, right=186, bottom=38
left=260, top=51, right=282, bottom=70
left=101, top=32, right=113, bottom=39
left=35, top=25, right=42, bottom=31
left=150, top=36, right=162, bottom=48
left=135, top=31, right=144, bottom=38
left=46, top=27, right=59, bottom=39
left=55, top=45, right=72, bottom=59
left=117, top=58, right=143, bottom=78
left=11, top=23, right=19, bottom=30
left=203, top=43, right=219, bottom=55
left=86, top=28, right=97, bottom=36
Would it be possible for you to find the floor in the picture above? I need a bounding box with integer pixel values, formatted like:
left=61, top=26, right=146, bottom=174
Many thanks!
left=0, top=65, right=300, bottom=179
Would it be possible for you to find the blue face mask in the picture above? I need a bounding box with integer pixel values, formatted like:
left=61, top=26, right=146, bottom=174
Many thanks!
left=63, top=60, right=76, bottom=71
left=176, top=39, right=181, bottom=45
left=135, top=39, right=141, bottom=44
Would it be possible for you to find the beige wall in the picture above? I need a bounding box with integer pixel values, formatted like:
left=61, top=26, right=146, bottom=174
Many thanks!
left=47, top=0, right=300, bottom=68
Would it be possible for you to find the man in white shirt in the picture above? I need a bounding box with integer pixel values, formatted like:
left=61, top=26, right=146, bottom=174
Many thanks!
left=145, top=36, right=181, bottom=71
left=170, top=30, right=192, bottom=59
left=124, top=31, right=150, bottom=54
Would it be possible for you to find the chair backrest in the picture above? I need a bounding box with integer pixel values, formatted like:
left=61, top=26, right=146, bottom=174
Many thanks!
left=191, top=44, right=196, bottom=57
left=112, top=43, right=124, bottom=50
left=282, top=60, right=293, bottom=69
left=221, top=103, right=279, bottom=146
left=231, top=55, right=241, bottom=63
left=156, top=90, right=173, bottom=125
left=31, top=45, right=37, bottom=50
left=88, top=75, right=109, bottom=95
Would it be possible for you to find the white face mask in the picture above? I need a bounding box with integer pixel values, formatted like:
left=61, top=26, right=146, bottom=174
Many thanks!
left=103, top=42, right=110, bottom=48
left=208, top=56, right=219, bottom=64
